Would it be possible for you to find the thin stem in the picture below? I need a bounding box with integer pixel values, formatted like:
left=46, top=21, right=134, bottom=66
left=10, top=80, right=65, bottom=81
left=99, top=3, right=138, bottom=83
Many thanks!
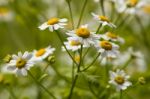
left=120, top=90, right=123, bottom=99
left=6, top=86, right=17, bottom=99
left=68, top=45, right=83, bottom=99
left=66, top=0, right=74, bottom=29
left=96, top=23, right=102, bottom=34
left=121, top=57, right=132, bottom=69
left=82, top=53, right=101, bottom=72
left=135, top=15, right=150, bottom=48
left=28, top=71, right=56, bottom=99
left=77, top=0, right=88, bottom=28
left=55, top=30, right=78, bottom=66
left=99, top=0, right=105, bottom=16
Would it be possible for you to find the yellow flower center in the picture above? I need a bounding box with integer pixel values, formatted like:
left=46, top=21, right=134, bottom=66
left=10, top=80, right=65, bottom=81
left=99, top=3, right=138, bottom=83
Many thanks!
left=115, top=76, right=125, bottom=85
left=0, top=7, right=9, bottom=15
left=99, top=16, right=110, bottom=22
left=143, top=5, right=150, bottom=13
left=100, top=41, right=112, bottom=50
left=47, top=18, right=59, bottom=25
left=127, top=0, right=138, bottom=7
left=74, top=55, right=80, bottom=63
left=70, top=40, right=81, bottom=46
left=36, top=48, right=46, bottom=57
left=76, top=28, right=90, bottom=38
left=16, top=58, right=26, bottom=69
left=106, top=32, right=118, bottom=39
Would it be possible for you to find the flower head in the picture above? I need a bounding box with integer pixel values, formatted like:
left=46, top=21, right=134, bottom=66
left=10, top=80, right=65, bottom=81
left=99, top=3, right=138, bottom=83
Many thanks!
left=109, top=69, right=132, bottom=91
left=63, top=37, right=87, bottom=51
left=91, top=13, right=116, bottom=28
left=67, top=24, right=100, bottom=46
left=101, top=32, right=125, bottom=44
left=95, top=40, right=119, bottom=58
left=32, top=46, right=55, bottom=62
left=6, top=52, right=34, bottom=76
left=38, top=17, right=68, bottom=32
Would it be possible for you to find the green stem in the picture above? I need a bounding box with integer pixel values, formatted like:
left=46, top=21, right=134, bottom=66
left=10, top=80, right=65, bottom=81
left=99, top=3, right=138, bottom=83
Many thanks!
left=82, top=53, right=101, bottom=72
left=121, top=57, right=132, bottom=69
left=120, top=90, right=123, bottom=99
left=96, top=23, right=102, bottom=34
left=135, top=15, right=150, bottom=48
left=68, top=45, right=83, bottom=99
left=66, top=0, right=74, bottom=29
left=6, top=86, right=17, bottom=99
left=99, top=0, right=105, bottom=15
left=77, top=0, right=88, bottom=28
left=55, top=30, right=78, bottom=66
left=28, top=71, right=56, bottom=99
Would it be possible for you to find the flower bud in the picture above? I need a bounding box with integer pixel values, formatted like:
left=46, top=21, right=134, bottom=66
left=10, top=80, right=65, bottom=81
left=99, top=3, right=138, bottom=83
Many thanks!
left=138, top=77, right=146, bottom=85
left=47, top=56, right=55, bottom=64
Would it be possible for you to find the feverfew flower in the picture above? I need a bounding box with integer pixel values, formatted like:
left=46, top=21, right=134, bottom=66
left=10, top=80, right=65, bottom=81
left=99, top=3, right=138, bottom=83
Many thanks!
left=116, top=0, right=147, bottom=14
left=109, top=69, right=132, bottom=91
left=6, top=52, right=34, bottom=76
left=67, top=24, right=100, bottom=46
left=0, top=7, right=14, bottom=21
left=38, top=17, right=68, bottom=32
left=32, top=46, right=55, bottom=62
left=63, top=37, right=87, bottom=51
left=91, top=13, right=116, bottom=28
left=101, top=32, right=125, bottom=44
left=95, top=40, right=119, bottom=58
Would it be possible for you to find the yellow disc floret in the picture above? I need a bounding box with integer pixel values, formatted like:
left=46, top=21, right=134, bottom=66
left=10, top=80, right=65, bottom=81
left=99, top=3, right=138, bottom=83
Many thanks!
left=36, top=48, right=46, bottom=57
left=16, top=58, right=27, bottom=69
left=76, top=28, right=90, bottom=38
left=143, top=5, right=150, bottom=13
left=100, top=41, right=112, bottom=50
left=47, top=18, right=59, bottom=25
left=115, top=76, right=125, bottom=85
left=106, top=32, right=118, bottom=39
left=70, top=40, right=81, bottom=46
left=0, top=7, right=9, bottom=15
left=99, top=16, right=110, bottom=22
left=127, top=0, right=138, bottom=7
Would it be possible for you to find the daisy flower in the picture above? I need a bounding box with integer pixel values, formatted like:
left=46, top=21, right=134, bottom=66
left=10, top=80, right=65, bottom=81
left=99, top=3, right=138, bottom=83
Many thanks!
left=109, top=69, right=132, bottom=91
left=91, top=13, right=116, bottom=28
left=101, top=32, right=125, bottom=44
left=63, top=37, right=88, bottom=52
left=32, top=46, right=55, bottom=62
left=6, top=52, right=34, bottom=76
left=0, top=7, right=14, bottom=21
left=116, top=0, right=147, bottom=14
left=95, top=40, right=119, bottom=58
left=38, top=17, right=68, bottom=32
left=67, top=24, right=100, bottom=46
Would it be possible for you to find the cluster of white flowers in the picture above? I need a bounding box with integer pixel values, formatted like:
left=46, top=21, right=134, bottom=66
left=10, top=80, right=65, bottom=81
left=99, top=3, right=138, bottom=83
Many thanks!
left=5, top=46, right=55, bottom=76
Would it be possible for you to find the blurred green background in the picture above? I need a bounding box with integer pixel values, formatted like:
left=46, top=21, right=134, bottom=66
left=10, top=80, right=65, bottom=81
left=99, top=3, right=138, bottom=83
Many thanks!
left=0, top=0, right=150, bottom=99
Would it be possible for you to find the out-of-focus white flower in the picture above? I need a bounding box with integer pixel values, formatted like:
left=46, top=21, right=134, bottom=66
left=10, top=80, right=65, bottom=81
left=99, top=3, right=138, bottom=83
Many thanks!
left=109, top=69, right=132, bottom=91
left=32, top=46, right=55, bottom=62
left=6, top=52, right=34, bottom=76
left=0, top=7, right=14, bottom=21
left=67, top=24, right=100, bottom=46
left=38, top=17, right=68, bottom=32
left=91, top=13, right=116, bottom=28
left=101, top=32, right=125, bottom=44
left=115, top=0, right=147, bottom=14
left=113, top=47, right=147, bottom=72
left=95, top=40, right=119, bottom=58
left=63, top=37, right=88, bottom=52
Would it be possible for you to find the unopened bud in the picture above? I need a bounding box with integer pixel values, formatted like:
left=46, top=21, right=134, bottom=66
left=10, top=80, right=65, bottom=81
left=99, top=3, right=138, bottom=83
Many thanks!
left=3, top=54, right=12, bottom=63
left=138, top=77, right=146, bottom=85
left=47, top=56, right=55, bottom=64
